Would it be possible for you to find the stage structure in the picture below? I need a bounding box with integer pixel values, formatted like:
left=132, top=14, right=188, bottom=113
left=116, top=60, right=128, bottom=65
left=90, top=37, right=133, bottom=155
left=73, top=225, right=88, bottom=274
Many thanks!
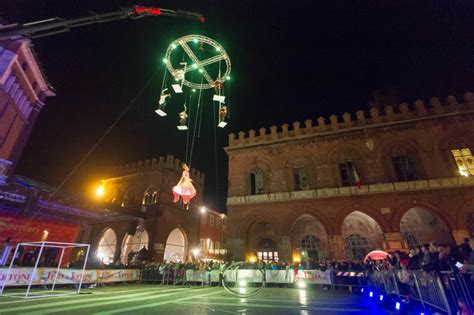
left=156, top=35, right=232, bottom=129
left=0, top=241, right=90, bottom=299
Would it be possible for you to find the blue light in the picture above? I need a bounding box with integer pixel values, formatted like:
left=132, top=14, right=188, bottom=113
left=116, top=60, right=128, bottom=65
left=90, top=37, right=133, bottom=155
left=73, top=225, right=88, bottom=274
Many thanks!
left=379, top=295, right=384, bottom=301
left=369, top=291, right=373, bottom=297
left=395, top=302, right=401, bottom=310
left=361, top=288, right=364, bottom=292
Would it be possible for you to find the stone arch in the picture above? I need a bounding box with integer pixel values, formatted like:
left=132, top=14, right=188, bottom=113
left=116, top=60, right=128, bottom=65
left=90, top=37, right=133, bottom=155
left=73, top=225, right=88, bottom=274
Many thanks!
left=334, top=205, right=391, bottom=235
left=238, top=211, right=282, bottom=238
left=96, top=227, right=117, bottom=265
left=327, top=144, right=367, bottom=187
left=283, top=207, right=333, bottom=235
left=163, top=227, right=188, bottom=262
left=399, top=207, right=453, bottom=247
left=120, top=225, right=149, bottom=264
left=393, top=200, right=456, bottom=232
left=340, top=211, right=385, bottom=260
left=282, top=151, right=317, bottom=190
left=377, top=137, right=426, bottom=181
left=289, top=213, right=330, bottom=260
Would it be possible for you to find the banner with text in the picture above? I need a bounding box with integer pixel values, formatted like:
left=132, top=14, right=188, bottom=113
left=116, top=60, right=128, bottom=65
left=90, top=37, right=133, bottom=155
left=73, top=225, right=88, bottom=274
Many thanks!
left=0, top=268, right=140, bottom=286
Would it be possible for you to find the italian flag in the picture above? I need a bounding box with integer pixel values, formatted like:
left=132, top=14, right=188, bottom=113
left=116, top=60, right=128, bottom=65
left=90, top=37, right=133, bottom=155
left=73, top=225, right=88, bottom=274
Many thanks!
left=353, top=167, right=361, bottom=189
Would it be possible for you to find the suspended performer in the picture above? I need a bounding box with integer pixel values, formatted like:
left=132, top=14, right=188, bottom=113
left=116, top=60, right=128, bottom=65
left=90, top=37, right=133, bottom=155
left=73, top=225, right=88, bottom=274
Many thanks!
left=172, top=163, right=196, bottom=208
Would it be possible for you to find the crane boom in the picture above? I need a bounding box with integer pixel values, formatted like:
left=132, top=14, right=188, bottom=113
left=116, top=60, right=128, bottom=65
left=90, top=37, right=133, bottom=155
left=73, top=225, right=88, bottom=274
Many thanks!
left=0, top=6, right=204, bottom=40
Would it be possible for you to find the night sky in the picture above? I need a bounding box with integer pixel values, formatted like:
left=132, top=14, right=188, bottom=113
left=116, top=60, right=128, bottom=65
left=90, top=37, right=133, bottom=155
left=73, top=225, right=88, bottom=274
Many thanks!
left=2, top=0, right=474, bottom=212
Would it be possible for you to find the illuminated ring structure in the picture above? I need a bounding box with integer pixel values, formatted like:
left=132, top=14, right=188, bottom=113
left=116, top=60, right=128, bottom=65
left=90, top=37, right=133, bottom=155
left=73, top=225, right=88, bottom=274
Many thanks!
left=221, top=261, right=266, bottom=297
left=164, top=35, right=231, bottom=90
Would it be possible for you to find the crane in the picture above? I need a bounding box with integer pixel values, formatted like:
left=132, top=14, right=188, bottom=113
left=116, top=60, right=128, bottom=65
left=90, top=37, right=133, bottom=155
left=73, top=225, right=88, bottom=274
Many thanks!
left=0, top=6, right=204, bottom=40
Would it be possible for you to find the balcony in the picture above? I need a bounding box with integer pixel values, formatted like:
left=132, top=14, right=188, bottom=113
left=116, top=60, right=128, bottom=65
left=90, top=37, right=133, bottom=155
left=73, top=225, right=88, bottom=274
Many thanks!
left=226, top=176, right=474, bottom=205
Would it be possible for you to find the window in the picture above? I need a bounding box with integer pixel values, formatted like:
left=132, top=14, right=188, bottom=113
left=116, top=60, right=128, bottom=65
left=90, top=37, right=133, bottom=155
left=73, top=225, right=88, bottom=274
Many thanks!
left=250, top=169, right=264, bottom=195
left=122, top=196, right=129, bottom=207
left=339, top=160, right=357, bottom=186
left=97, top=228, right=117, bottom=265
left=121, top=227, right=149, bottom=264
left=451, top=148, right=474, bottom=177
left=152, top=192, right=158, bottom=203
left=200, top=239, right=206, bottom=251
left=293, top=166, right=310, bottom=190
left=344, top=234, right=370, bottom=260
left=392, top=153, right=416, bottom=181
left=300, top=235, right=321, bottom=250
left=257, top=238, right=278, bottom=263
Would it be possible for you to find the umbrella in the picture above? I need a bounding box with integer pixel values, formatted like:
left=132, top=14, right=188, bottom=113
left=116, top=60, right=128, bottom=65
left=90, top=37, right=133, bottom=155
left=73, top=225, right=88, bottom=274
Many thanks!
left=364, top=250, right=390, bottom=262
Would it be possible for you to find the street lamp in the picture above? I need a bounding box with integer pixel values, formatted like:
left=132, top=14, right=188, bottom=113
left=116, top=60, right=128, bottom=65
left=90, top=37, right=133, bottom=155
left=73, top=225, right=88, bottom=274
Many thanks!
left=200, top=206, right=207, bottom=214
left=95, top=181, right=104, bottom=197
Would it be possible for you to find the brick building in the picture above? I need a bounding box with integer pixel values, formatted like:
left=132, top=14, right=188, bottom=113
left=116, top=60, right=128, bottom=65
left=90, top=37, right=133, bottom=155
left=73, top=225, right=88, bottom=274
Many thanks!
left=0, top=38, right=54, bottom=183
left=80, top=155, right=211, bottom=264
left=225, top=92, right=474, bottom=262
left=199, top=207, right=227, bottom=261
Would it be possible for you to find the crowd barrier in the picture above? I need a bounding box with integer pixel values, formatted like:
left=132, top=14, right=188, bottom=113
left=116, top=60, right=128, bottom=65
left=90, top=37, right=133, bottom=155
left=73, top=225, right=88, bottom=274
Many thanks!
left=0, top=267, right=140, bottom=287
left=367, top=270, right=474, bottom=315
left=141, top=268, right=355, bottom=286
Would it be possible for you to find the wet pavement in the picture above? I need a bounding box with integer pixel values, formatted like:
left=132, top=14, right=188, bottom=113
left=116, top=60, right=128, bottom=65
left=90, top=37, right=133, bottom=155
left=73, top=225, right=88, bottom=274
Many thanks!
left=0, top=284, right=393, bottom=314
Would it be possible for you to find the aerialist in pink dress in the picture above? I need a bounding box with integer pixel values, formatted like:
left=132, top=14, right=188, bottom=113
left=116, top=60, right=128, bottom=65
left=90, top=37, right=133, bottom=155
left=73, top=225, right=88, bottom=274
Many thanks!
left=173, top=163, right=197, bottom=208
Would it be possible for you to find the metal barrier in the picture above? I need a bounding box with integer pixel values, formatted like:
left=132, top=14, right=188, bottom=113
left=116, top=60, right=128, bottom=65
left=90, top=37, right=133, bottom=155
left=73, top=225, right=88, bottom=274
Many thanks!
left=367, top=270, right=474, bottom=315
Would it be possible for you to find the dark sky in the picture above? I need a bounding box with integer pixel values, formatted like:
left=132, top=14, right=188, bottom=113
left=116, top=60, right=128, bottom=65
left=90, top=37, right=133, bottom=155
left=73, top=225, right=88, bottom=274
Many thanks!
left=2, top=0, right=474, bottom=212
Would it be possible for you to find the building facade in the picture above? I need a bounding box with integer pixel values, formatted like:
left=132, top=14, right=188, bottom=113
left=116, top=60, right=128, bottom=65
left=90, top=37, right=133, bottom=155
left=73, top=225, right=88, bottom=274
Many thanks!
left=225, top=92, right=474, bottom=262
left=199, top=208, right=227, bottom=261
left=0, top=38, right=54, bottom=183
left=79, top=155, right=210, bottom=265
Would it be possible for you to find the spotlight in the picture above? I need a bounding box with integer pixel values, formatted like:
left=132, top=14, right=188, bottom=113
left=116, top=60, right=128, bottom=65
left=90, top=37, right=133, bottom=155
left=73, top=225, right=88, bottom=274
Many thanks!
left=369, top=291, right=373, bottom=297
left=379, top=295, right=384, bottom=301
left=395, top=302, right=401, bottom=310
left=361, top=288, right=364, bottom=293
left=200, top=206, right=207, bottom=213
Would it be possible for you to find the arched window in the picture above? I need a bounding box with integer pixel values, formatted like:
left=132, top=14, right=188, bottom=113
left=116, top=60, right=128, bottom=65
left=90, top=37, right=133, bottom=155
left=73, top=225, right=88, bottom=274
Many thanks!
left=293, top=159, right=310, bottom=191
left=338, top=157, right=358, bottom=186
left=391, top=148, right=416, bottom=181
left=250, top=168, right=264, bottom=195
left=152, top=192, right=158, bottom=204
left=97, top=228, right=117, bottom=265
left=300, top=235, right=321, bottom=250
left=344, top=234, right=369, bottom=260
left=122, top=196, right=129, bottom=207
left=451, top=148, right=474, bottom=177
left=256, top=238, right=278, bottom=263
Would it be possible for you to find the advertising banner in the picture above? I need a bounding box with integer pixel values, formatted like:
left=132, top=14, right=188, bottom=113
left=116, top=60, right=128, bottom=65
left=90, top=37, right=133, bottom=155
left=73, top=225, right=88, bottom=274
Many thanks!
left=0, top=268, right=140, bottom=287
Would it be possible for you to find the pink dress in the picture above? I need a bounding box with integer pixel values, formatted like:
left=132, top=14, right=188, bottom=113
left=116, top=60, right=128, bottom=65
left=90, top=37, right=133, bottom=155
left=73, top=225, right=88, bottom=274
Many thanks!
left=172, top=170, right=197, bottom=205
